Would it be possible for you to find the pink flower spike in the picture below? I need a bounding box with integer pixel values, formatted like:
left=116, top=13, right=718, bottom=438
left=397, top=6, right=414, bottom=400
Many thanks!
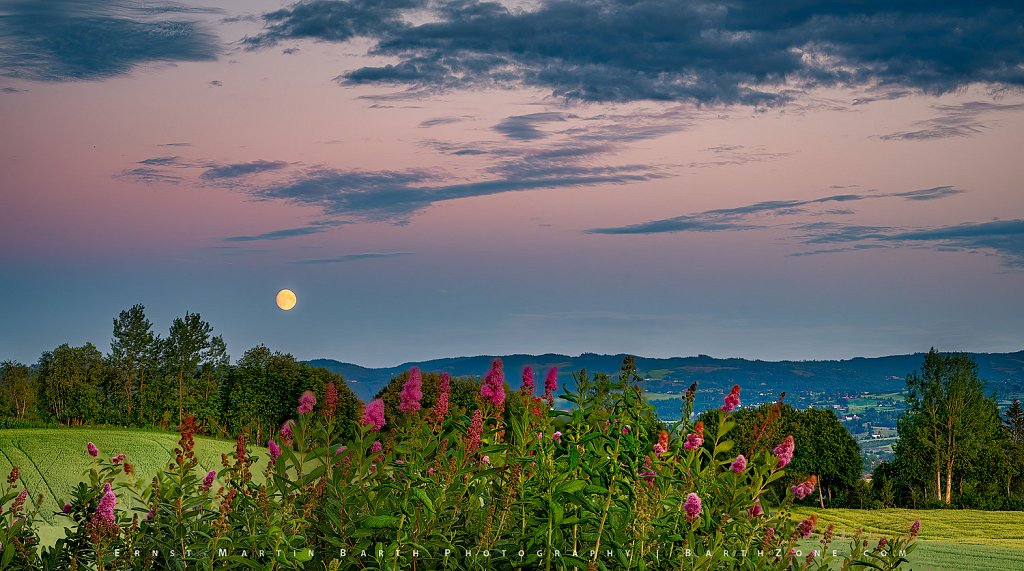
left=552, top=431, right=562, bottom=443
left=111, top=454, right=126, bottom=465
left=910, top=520, right=921, bottom=538
left=87, top=442, right=99, bottom=457
left=748, top=498, right=763, bottom=517
left=543, top=367, right=558, bottom=402
left=371, top=440, right=383, bottom=454
left=520, top=366, right=535, bottom=395
left=721, top=384, right=741, bottom=412
left=399, top=367, right=423, bottom=414
left=773, top=435, right=795, bottom=468
left=684, top=493, right=702, bottom=522
left=268, top=439, right=282, bottom=462
left=434, top=372, right=451, bottom=422
left=200, top=470, right=216, bottom=491
left=96, top=483, right=116, bottom=523
left=297, top=390, right=317, bottom=415
left=280, top=419, right=295, bottom=445
left=361, top=399, right=386, bottom=431
left=482, top=455, right=490, bottom=464
left=730, top=454, right=747, bottom=473
left=480, top=358, right=506, bottom=409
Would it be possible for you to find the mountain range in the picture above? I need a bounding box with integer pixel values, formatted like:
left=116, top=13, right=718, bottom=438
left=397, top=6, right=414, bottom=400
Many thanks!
left=307, top=350, right=1024, bottom=403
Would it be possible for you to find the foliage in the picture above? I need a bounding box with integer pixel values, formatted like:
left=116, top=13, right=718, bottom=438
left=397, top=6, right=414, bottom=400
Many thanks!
left=700, top=401, right=862, bottom=508
left=889, top=349, right=1012, bottom=508
left=0, top=357, right=917, bottom=570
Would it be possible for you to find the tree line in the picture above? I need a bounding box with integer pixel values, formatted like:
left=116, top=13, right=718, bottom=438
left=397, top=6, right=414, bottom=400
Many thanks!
left=0, top=304, right=359, bottom=443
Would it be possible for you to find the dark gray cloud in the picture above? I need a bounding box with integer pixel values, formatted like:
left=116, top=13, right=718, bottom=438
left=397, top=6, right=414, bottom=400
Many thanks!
left=879, top=102, right=1024, bottom=141
left=494, top=112, right=573, bottom=140
left=242, top=0, right=421, bottom=48
left=0, top=0, right=220, bottom=81
left=201, top=160, right=289, bottom=179
left=291, top=251, right=414, bottom=264
left=2, top=86, right=26, bottom=93
left=158, top=142, right=192, bottom=147
left=258, top=164, right=658, bottom=221
left=247, top=0, right=1024, bottom=104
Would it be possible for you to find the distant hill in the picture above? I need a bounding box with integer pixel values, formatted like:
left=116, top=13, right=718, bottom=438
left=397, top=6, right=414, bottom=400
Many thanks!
left=307, top=350, right=1024, bottom=403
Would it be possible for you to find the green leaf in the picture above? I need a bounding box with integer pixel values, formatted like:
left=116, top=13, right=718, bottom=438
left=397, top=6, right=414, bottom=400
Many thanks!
left=363, top=515, right=400, bottom=529
left=411, top=488, right=435, bottom=513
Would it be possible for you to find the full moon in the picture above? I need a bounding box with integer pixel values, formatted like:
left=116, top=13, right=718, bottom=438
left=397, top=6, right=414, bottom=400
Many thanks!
left=276, top=289, right=297, bottom=311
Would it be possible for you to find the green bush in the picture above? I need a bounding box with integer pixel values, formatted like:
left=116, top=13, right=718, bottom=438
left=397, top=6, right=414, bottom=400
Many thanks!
left=0, top=359, right=919, bottom=570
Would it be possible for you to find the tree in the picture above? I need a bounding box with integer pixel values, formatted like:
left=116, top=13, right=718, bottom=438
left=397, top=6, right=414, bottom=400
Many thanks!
left=164, top=312, right=213, bottom=428
left=1005, top=400, right=1024, bottom=444
left=108, top=304, right=158, bottom=421
left=0, top=361, right=33, bottom=419
left=900, top=349, right=1000, bottom=504
left=35, top=343, right=108, bottom=425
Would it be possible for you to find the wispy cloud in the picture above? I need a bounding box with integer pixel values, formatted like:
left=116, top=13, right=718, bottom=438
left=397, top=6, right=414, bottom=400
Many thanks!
left=879, top=101, right=1024, bottom=141
left=223, top=225, right=329, bottom=242
left=0, top=0, right=220, bottom=81
left=587, top=186, right=965, bottom=235
left=290, top=251, right=414, bottom=264
left=201, top=160, right=289, bottom=180
left=795, top=219, right=1024, bottom=267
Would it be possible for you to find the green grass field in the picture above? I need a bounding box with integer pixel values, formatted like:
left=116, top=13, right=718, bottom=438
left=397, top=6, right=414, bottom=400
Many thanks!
left=0, top=427, right=268, bottom=526
left=792, top=507, right=1024, bottom=570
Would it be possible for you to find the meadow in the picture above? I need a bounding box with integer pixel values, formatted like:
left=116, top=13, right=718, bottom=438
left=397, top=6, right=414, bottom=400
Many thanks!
left=792, top=507, right=1024, bottom=570
left=0, top=427, right=268, bottom=525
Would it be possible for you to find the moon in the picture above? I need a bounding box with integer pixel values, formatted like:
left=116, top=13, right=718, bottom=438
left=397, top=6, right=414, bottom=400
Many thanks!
left=276, top=289, right=297, bottom=311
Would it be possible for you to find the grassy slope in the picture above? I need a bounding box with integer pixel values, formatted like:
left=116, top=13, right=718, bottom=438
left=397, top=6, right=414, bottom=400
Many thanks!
left=0, top=427, right=268, bottom=525
left=792, top=507, right=1024, bottom=570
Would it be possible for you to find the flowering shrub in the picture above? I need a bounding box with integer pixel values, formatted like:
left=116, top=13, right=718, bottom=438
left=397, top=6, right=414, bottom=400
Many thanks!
left=0, top=361, right=919, bottom=569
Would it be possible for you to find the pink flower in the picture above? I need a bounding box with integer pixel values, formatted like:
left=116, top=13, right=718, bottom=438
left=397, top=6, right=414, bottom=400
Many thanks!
left=268, top=439, right=282, bottom=462
left=96, top=483, right=116, bottom=523
left=480, top=359, right=506, bottom=409
left=12, top=489, right=28, bottom=513
left=428, top=467, right=435, bottom=475
left=721, top=384, right=741, bottom=412
left=467, top=409, right=483, bottom=455
left=797, top=515, right=818, bottom=538
left=684, top=493, right=702, bottom=522
left=552, top=431, right=562, bottom=443
left=370, top=440, right=383, bottom=454
left=521, top=366, right=535, bottom=395
left=543, top=367, right=558, bottom=403
left=622, top=425, right=631, bottom=435
left=87, top=442, right=99, bottom=457
left=279, top=419, right=295, bottom=445
left=111, top=454, right=126, bottom=465
left=684, top=421, right=705, bottom=451
left=877, top=537, right=888, bottom=549
left=653, top=443, right=666, bottom=457
left=791, top=475, right=817, bottom=500
left=910, top=520, right=921, bottom=538
left=399, top=367, right=423, bottom=414
left=482, top=455, right=490, bottom=464
left=200, top=470, right=216, bottom=492
left=748, top=498, right=762, bottom=517
left=62, top=503, right=72, bottom=514
left=323, top=381, right=339, bottom=417
left=297, top=390, right=317, bottom=415
left=146, top=508, right=154, bottom=520
left=774, top=435, right=795, bottom=468
left=361, top=399, right=386, bottom=431
left=435, top=372, right=451, bottom=421
left=335, top=446, right=347, bottom=455
left=730, top=454, right=747, bottom=473
left=640, top=456, right=655, bottom=486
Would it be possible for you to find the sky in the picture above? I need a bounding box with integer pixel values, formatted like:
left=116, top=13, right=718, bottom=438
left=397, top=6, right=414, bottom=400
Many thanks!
left=1, top=0, right=1023, bottom=368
